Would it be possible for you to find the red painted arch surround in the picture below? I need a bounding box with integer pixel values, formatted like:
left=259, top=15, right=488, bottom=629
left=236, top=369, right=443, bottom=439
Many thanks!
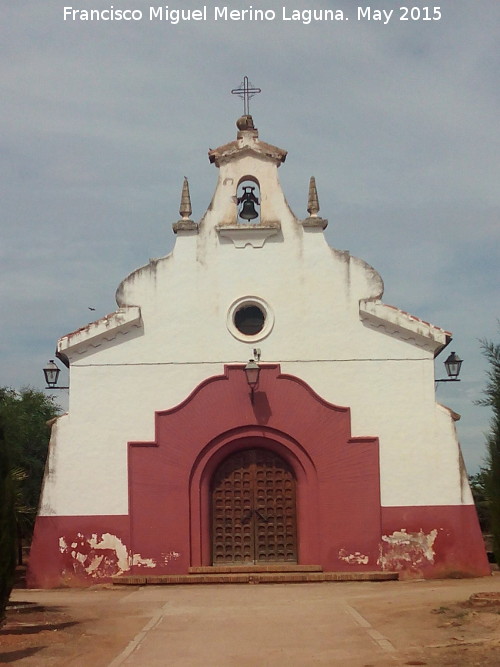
left=128, top=364, right=382, bottom=574
left=190, top=428, right=319, bottom=567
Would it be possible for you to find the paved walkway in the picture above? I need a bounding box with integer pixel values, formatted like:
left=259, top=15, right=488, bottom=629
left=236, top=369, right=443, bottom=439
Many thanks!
left=6, top=574, right=500, bottom=666
left=110, top=584, right=396, bottom=666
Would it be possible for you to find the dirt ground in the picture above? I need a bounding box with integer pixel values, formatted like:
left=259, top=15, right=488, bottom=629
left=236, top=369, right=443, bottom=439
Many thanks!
left=2, top=574, right=500, bottom=666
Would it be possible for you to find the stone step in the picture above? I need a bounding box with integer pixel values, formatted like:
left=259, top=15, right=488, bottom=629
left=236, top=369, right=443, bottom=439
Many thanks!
left=112, top=571, right=398, bottom=586
left=189, top=564, right=323, bottom=574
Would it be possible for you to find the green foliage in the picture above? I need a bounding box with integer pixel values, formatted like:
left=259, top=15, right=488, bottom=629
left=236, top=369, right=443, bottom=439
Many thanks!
left=11, top=467, right=36, bottom=531
left=477, top=330, right=500, bottom=563
left=469, top=468, right=491, bottom=533
left=0, top=417, right=16, bottom=625
left=0, top=388, right=60, bottom=545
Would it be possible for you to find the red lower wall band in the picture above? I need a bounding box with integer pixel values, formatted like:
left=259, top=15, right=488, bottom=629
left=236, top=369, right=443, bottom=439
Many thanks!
left=28, top=504, right=489, bottom=588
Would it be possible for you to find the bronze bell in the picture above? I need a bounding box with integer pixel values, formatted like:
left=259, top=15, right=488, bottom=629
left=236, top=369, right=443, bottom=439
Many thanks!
left=240, top=199, right=259, bottom=220
left=238, top=186, right=259, bottom=220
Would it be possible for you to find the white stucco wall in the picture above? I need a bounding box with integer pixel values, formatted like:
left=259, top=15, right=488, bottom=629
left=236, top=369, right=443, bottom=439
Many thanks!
left=39, top=120, right=470, bottom=517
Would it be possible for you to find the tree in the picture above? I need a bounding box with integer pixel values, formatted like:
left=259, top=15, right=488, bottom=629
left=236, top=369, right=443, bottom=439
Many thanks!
left=0, top=418, right=16, bottom=625
left=469, top=468, right=491, bottom=534
left=11, top=467, right=36, bottom=565
left=0, top=388, right=60, bottom=560
left=477, top=332, right=500, bottom=564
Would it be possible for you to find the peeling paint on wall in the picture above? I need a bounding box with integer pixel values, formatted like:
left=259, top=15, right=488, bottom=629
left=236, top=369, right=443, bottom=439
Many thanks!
left=132, top=553, right=156, bottom=568
left=338, top=549, right=369, bottom=565
left=162, top=551, right=180, bottom=565
left=378, top=528, right=438, bottom=572
left=57, top=532, right=174, bottom=579
left=59, top=533, right=130, bottom=579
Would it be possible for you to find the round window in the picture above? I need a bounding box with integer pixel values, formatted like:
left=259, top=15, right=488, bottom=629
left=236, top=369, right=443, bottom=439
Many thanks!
left=227, top=297, right=274, bottom=342
left=234, top=305, right=265, bottom=335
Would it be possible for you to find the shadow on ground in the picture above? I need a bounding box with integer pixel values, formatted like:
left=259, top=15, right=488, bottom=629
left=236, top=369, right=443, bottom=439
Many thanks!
left=1, top=620, right=79, bottom=635
left=0, top=646, right=46, bottom=663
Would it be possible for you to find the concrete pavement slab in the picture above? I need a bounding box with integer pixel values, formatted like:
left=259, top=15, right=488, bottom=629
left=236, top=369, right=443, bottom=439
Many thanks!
left=4, top=574, right=500, bottom=665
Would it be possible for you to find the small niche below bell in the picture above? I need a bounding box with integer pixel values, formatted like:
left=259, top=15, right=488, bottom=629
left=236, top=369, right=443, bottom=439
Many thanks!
left=237, top=179, right=260, bottom=223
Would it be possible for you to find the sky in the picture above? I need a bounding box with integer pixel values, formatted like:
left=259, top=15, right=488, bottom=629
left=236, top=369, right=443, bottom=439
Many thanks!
left=2, top=0, right=499, bottom=473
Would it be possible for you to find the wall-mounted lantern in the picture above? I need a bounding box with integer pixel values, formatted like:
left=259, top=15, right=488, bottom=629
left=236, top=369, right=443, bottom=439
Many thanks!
left=43, top=360, right=69, bottom=389
left=244, top=359, right=260, bottom=401
left=436, top=351, right=463, bottom=383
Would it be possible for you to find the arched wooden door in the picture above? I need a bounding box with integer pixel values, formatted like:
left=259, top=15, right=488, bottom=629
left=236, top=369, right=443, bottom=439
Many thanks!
left=211, top=448, right=297, bottom=564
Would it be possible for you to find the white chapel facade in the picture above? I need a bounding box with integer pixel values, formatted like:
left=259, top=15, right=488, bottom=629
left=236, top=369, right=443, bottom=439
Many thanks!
left=29, top=111, right=489, bottom=585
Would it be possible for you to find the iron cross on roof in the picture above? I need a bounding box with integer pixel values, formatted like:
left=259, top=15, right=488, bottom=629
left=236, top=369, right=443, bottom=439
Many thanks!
left=231, top=76, right=261, bottom=116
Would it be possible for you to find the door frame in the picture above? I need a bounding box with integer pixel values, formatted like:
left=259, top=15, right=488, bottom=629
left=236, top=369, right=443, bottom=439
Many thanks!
left=189, top=427, right=320, bottom=568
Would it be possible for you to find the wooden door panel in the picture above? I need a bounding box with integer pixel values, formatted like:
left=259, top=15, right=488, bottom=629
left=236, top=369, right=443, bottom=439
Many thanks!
left=213, top=451, right=254, bottom=563
left=212, top=448, right=297, bottom=564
